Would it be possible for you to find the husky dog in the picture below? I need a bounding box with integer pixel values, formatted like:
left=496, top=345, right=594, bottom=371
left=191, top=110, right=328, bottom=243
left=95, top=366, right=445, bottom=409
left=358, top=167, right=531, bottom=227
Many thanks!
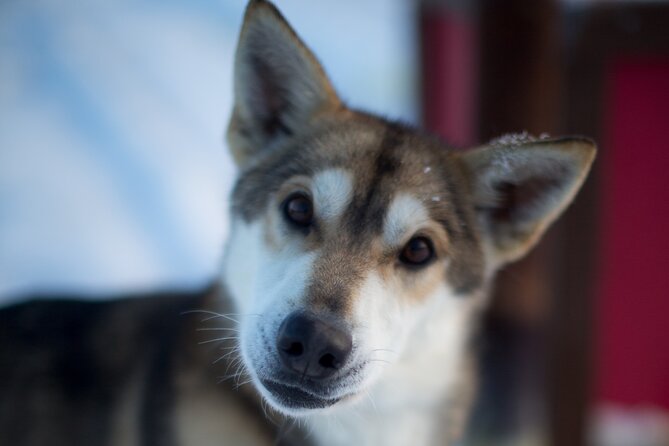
left=0, top=1, right=595, bottom=445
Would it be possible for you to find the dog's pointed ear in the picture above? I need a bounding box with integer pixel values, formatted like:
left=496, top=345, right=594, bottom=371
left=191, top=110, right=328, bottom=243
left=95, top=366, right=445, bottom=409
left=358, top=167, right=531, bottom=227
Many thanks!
left=458, top=136, right=596, bottom=266
left=227, top=0, right=342, bottom=167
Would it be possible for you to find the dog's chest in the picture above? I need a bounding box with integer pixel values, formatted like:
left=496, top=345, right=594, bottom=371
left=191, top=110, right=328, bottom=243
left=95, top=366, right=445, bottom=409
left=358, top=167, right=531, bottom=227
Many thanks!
left=307, top=407, right=440, bottom=446
left=304, top=374, right=455, bottom=446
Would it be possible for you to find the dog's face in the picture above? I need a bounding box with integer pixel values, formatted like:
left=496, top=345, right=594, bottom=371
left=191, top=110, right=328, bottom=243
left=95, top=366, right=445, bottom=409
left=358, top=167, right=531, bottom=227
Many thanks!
left=222, top=0, right=595, bottom=417
left=224, top=118, right=488, bottom=416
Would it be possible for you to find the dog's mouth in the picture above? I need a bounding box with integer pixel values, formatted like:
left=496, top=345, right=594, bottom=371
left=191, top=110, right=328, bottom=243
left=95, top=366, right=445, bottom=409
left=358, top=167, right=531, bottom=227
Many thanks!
left=260, top=379, right=344, bottom=410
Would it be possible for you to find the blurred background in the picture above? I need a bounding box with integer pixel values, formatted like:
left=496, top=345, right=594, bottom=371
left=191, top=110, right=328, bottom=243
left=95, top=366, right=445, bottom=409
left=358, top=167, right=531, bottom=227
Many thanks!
left=1, top=0, right=668, bottom=445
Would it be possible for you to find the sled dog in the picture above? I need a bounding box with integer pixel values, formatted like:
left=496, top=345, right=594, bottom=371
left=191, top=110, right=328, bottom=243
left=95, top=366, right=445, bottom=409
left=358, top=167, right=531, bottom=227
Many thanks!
left=0, top=1, right=595, bottom=445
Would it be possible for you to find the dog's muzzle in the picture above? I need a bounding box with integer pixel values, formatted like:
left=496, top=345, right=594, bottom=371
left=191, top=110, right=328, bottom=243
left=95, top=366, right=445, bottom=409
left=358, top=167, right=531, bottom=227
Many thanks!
left=259, top=311, right=353, bottom=410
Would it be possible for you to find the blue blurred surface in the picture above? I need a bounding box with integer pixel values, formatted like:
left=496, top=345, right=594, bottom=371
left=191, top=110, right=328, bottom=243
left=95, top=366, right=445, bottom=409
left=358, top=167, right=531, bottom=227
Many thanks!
left=0, top=0, right=417, bottom=303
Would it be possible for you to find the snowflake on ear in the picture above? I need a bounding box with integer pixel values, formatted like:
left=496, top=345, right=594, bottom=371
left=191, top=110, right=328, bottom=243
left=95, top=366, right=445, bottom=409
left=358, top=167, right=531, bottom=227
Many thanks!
left=489, top=131, right=551, bottom=148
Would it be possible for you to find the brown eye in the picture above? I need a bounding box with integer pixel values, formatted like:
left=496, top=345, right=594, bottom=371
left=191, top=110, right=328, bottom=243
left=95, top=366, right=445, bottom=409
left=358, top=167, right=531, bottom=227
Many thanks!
left=283, top=193, right=313, bottom=227
left=399, top=237, right=434, bottom=266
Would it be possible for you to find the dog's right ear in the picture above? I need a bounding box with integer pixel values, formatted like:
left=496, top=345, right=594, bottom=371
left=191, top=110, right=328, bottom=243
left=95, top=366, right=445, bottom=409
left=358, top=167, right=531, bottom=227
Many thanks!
left=227, top=0, right=342, bottom=168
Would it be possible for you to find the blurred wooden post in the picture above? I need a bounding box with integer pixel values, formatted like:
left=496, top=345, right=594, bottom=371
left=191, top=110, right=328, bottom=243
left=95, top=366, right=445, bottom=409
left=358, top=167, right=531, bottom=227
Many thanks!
left=421, top=1, right=594, bottom=445
left=477, top=2, right=586, bottom=446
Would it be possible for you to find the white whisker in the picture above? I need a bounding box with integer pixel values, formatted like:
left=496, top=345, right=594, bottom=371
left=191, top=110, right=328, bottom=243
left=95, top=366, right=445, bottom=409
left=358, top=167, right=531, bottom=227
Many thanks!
left=198, top=334, right=240, bottom=345
left=234, top=378, right=253, bottom=390
left=364, top=388, right=379, bottom=415
left=182, top=309, right=263, bottom=323
left=196, top=327, right=239, bottom=332
left=369, top=358, right=391, bottom=364
left=181, top=309, right=240, bottom=323
left=212, top=346, right=240, bottom=364
left=370, top=348, right=397, bottom=355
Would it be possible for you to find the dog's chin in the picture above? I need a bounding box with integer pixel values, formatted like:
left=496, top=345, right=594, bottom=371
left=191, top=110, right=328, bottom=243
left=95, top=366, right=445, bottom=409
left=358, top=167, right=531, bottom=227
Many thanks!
left=257, top=379, right=352, bottom=416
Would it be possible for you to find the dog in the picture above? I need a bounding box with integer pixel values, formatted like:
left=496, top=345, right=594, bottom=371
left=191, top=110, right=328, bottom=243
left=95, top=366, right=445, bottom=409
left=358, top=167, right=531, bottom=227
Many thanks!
left=0, top=1, right=595, bottom=445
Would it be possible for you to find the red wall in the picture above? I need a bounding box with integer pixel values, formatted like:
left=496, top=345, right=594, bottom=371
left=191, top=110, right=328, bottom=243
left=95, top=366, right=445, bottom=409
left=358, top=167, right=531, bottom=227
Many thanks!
left=421, top=11, right=477, bottom=147
left=596, top=57, right=669, bottom=409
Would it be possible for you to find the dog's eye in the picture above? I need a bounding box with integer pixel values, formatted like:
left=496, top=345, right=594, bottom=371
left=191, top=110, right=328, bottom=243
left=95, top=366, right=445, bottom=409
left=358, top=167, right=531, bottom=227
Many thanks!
left=283, top=193, right=314, bottom=227
left=399, top=237, right=434, bottom=266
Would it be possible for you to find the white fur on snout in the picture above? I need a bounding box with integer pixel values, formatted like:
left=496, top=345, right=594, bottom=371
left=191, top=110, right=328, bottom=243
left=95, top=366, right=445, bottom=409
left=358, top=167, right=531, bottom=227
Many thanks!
left=383, top=193, right=430, bottom=246
left=312, top=168, right=353, bottom=223
left=221, top=218, right=263, bottom=316
left=222, top=218, right=315, bottom=315
left=221, top=217, right=319, bottom=413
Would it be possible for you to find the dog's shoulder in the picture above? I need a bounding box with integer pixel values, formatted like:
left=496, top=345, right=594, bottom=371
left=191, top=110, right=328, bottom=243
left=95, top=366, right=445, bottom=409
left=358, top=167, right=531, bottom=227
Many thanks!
left=0, top=289, right=200, bottom=445
left=0, top=287, right=304, bottom=446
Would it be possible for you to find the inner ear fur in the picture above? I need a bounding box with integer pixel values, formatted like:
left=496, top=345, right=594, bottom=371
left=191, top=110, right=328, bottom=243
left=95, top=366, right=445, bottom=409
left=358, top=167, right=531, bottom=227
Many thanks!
left=227, top=0, right=342, bottom=168
left=458, top=137, right=596, bottom=265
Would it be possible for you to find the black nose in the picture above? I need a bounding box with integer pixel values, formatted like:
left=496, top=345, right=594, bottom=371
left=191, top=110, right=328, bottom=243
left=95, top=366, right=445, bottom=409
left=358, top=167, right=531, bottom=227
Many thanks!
left=276, top=312, right=353, bottom=380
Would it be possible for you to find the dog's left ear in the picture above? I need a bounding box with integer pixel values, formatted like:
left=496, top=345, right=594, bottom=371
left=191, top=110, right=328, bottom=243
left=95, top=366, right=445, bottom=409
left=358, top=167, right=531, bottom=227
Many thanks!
left=227, top=0, right=342, bottom=168
left=458, top=137, right=596, bottom=266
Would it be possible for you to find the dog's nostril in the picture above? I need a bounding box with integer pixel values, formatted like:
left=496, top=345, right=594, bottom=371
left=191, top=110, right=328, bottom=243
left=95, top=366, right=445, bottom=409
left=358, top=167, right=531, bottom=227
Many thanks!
left=318, top=353, right=338, bottom=369
left=277, top=311, right=352, bottom=379
left=284, top=342, right=303, bottom=356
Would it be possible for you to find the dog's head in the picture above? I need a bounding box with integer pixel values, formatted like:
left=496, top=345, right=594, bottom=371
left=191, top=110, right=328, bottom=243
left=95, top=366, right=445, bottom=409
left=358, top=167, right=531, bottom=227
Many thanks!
left=221, top=0, right=595, bottom=417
